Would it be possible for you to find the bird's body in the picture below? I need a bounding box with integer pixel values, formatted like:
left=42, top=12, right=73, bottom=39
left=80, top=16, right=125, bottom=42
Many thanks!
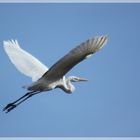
left=3, top=36, right=108, bottom=113
left=26, top=76, right=87, bottom=93
left=26, top=76, right=68, bottom=92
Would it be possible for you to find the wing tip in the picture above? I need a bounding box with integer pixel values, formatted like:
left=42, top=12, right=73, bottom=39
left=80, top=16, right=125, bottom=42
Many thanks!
left=92, top=35, right=108, bottom=52
left=95, top=35, right=108, bottom=42
left=3, top=39, right=20, bottom=49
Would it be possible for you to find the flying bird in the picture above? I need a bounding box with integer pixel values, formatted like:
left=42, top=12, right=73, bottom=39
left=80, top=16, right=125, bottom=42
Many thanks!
left=3, top=36, right=108, bottom=113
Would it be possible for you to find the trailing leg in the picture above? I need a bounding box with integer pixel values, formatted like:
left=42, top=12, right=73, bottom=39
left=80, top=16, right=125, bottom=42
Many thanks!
left=3, top=91, right=40, bottom=113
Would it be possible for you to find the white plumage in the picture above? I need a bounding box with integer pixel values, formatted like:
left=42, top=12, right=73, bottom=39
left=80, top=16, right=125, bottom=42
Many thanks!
left=3, top=40, right=48, bottom=81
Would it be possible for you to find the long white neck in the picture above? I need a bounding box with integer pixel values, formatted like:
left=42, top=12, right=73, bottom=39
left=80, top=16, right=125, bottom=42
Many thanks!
left=61, top=76, right=75, bottom=93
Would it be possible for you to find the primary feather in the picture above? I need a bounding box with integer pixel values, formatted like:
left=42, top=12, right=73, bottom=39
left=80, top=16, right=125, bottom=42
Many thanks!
left=3, top=40, right=48, bottom=81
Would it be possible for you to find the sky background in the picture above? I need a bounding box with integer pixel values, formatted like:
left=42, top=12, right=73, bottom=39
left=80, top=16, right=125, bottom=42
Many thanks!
left=0, top=3, right=140, bottom=137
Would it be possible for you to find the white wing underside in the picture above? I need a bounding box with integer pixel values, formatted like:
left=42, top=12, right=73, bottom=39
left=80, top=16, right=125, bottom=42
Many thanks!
left=3, top=40, right=48, bottom=81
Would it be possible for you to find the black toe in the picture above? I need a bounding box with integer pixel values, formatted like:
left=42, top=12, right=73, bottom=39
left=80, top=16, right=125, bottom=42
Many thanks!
left=3, top=103, right=15, bottom=111
left=6, top=105, right=17, bottom=113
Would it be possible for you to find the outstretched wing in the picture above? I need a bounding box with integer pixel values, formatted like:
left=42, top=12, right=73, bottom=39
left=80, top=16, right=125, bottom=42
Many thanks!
left=3, top=40, right=48, bottom=81
left=41, top=35, right=108, bottom=81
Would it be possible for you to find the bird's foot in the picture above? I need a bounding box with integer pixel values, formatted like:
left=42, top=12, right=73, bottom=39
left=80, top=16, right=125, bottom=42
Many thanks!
left=6, top=105, right=17, bottom=113
left=3, top=103, right=17, bottom=113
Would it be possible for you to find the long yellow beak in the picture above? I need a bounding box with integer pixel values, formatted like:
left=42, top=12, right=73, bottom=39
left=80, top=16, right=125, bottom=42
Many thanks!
left=78, top=77, right=88, bottom=81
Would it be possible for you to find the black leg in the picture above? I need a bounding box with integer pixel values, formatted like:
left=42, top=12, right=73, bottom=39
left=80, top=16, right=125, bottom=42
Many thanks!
left=3, top=91, right=33, bottom=112
left=3, top=91, right=41, bottom=113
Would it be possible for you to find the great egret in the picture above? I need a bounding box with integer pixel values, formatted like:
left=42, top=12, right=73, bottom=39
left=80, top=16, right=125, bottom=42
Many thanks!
left=3, top=36, right=108, bottom=113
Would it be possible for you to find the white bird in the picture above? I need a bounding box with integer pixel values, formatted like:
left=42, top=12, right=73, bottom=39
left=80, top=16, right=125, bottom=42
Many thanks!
left=3, top=36, right=108, bottom=113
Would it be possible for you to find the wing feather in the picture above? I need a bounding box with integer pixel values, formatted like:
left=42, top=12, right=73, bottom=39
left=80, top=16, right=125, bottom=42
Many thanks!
left=3, top=40, right=48, bottom=81
left=41, top=35, right=108, bottom=81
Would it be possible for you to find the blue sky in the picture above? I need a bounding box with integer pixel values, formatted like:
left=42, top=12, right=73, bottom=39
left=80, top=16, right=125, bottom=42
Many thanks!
left=0, top=3, right=140, bottom=137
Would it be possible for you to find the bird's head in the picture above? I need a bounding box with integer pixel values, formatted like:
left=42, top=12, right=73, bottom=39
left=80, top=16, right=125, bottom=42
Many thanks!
left=69, top=76, right=88, bottom=82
